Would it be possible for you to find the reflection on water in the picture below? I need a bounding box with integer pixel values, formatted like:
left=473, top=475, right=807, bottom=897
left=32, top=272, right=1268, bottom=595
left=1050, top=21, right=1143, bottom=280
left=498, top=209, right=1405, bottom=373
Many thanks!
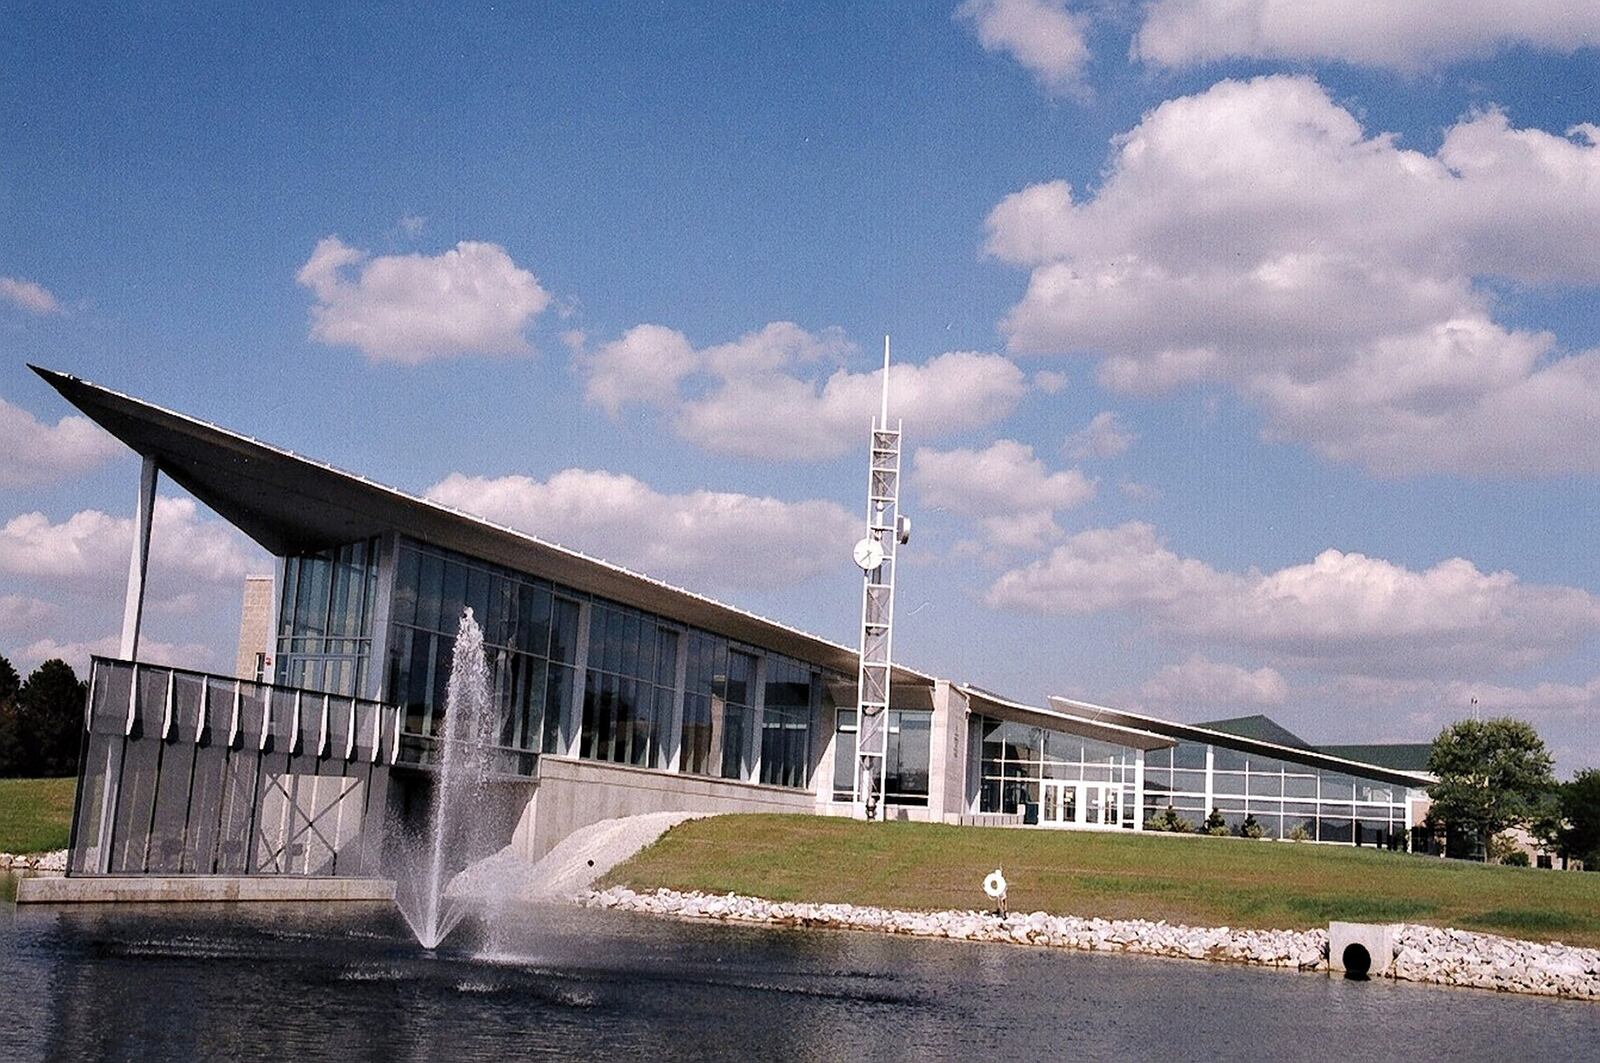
left=2, top=882, right=1597, bottom=1062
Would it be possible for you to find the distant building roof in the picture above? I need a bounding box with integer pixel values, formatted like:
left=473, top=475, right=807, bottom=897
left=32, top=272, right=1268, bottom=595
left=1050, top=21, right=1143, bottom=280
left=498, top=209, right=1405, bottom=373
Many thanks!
left=1314, top=743, right=1433, bottom=773
left=1197, top=714, right=1313, bottom=750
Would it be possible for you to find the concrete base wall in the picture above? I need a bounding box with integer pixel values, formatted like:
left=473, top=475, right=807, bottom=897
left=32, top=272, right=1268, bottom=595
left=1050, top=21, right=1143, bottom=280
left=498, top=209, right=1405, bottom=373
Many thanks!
left=16, top=875, right=396, bottom=905
left=516, top=756, right=817, bottom=861
left=1329, top=921, right=1397, bottom=976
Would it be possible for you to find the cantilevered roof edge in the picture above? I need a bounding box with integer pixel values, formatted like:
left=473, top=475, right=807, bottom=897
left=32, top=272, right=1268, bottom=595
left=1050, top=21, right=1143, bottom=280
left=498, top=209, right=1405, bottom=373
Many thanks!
left=31, top=365, right=938, bottom=688
left=1047, top=696, right=1434, bottom=788
left=961, top=685, right=1176, bottom=751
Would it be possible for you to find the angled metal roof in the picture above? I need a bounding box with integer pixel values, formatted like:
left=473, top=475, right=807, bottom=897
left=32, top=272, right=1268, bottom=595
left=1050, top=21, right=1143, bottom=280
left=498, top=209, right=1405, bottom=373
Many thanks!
left=1198, top=714, right=1314, bottom=750
left=1047, top=696, right=1434, bottom=788
left=32, top=365, right=936, bottom=690
left=961, top=685, right=1176, bottom=751
left=1315, top=743, right=1434, bottom=774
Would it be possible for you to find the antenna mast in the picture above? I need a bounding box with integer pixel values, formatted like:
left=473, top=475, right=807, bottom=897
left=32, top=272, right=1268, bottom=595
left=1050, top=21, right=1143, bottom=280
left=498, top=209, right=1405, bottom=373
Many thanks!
left=851, top=335, right=908, bottom=820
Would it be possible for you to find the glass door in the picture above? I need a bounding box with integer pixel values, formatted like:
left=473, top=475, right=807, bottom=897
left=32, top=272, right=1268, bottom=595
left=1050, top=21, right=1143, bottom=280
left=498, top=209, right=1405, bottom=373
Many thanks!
left=1101, top=786, right=1122, bottom=826
left=1039, top=781, right=1080, bottom=827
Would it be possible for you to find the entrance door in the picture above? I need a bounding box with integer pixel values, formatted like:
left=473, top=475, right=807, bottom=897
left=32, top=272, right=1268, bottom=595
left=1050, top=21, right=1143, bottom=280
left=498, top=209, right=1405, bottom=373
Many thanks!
left=1040, top=780, right=1078, bottom=827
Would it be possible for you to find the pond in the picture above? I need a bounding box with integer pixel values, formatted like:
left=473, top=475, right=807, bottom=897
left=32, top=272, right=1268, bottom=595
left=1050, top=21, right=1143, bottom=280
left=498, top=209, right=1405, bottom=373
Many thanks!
left=3, top=875, right=1596, bottom=1061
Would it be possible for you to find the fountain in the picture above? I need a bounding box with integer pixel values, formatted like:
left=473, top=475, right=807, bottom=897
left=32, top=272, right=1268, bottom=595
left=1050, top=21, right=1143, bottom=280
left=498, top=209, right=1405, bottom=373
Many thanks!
left=397, top=607, right=499, bottom=949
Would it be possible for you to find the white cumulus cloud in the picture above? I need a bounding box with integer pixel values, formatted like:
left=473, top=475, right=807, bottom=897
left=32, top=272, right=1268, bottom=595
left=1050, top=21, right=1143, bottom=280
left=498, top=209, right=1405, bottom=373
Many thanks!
left=0, top=277, right=62, bottom=315
left=1063, top=410, right=1135, bottom=459
left=956, top=0, right=1092, bottom=96
left=986, top=521, right=1600, bottom=675
left=987, top=75, right=1600, bottom=476
left=578, top=321, right=1029, bottom=461
left=296, top=237, right=551, bottom=364
left=0, top=397, right=120, bottom=487
left=913, top=440, right=1095, bottom=547
left=0, top=594, right=57, bottom=633
left=9, top=634, right=219, bottom=677
left=1139, top=654, right=1289, bottom=709
left=427, top=470, right=859, bottom=593
left=0, top=497, right=257, bottom=587
left=1135, top=1, right=1600, bottom=71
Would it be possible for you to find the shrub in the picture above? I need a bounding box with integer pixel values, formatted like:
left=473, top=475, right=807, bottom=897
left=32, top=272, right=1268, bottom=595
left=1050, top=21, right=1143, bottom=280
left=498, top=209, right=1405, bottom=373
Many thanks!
left=1501, top=850, right=1531, bottom=867
left=1206, top=825, right=1230, bottom=837
left=1204, top=807, right=1226, bottom=833
left=1241, top=814, right=1268, bottom=840
left=1146, top=805, right=1191, bottom=833
left=1287, top=824, right=1311, bottom=843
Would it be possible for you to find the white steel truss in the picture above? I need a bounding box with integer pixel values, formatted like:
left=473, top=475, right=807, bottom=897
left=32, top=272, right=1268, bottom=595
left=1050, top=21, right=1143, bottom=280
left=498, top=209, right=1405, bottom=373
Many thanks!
left=853, top=338, right=904, bottom=819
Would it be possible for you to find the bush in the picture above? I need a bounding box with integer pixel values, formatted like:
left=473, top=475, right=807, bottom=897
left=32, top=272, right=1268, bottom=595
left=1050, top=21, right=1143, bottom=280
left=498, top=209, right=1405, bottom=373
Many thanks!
left=1204, top=807, right=1226, bottom=833
left=1241, top=814, right=1268, bottom=840
left=1501, top=851, right=1531, bottom=867
left=1206, top=825, right=1230, bottom=837
left=1146, top=805, right=1193, bottom=833
left=1287, top=824, right=1311, bottom=843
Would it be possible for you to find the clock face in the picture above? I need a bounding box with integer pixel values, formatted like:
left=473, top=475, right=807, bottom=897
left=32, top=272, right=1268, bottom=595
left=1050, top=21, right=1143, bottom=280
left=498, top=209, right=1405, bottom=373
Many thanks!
left=853, top=536, right=885, bottom=571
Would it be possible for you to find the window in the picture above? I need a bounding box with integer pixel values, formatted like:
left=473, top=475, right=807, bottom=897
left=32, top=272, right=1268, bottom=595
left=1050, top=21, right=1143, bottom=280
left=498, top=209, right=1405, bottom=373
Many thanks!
left=581, top=604, right=679, bottom=769
left=884, top=710, right=931, bottom=805
left=386, top=539, right=575, bottom=756
left=760, top=659, right=815, bottom=788
left=277, top=538, right=379, bottom=698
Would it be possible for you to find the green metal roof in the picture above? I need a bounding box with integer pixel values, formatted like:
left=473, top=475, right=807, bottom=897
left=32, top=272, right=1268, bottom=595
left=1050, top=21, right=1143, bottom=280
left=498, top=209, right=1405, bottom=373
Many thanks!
left=1314, top=743, right=1433, bottom=773
left=1196, top=714, right=1313, bottom=750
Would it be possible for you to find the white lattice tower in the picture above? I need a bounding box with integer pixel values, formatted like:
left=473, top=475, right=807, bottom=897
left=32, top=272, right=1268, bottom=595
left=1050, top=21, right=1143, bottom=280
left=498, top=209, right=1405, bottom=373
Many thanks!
left=853, top=337, right=905, bottom=819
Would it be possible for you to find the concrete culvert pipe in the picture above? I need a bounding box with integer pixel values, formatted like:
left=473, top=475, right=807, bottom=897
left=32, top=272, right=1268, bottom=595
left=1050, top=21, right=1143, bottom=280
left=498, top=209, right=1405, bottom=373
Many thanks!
left=1341, top=942, right=1372, bottom=980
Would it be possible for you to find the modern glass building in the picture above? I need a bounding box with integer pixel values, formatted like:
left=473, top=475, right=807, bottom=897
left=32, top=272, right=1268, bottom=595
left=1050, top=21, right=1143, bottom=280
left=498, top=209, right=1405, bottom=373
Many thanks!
left=35, top=366, right=1433, bottom=881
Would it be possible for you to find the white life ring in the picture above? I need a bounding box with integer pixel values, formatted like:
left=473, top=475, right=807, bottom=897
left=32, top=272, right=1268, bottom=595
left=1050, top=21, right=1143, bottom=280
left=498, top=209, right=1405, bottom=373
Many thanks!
left=983, top=869, right=1007, bottom=899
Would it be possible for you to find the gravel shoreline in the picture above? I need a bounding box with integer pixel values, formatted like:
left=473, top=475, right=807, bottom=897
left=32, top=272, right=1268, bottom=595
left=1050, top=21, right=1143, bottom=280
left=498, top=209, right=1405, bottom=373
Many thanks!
left=0, top=850, right=67, bottom=873
left=580, top=885, right=1600, bottom=1001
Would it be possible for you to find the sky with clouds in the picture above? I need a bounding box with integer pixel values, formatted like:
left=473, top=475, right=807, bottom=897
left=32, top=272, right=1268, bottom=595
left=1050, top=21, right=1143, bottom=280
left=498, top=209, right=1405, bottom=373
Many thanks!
left=2, top=2, right=1597, bottom=772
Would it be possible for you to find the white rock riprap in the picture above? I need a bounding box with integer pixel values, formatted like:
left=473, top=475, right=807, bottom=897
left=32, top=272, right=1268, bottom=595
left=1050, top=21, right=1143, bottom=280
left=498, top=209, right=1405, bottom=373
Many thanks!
left=1390, top=925, right=1600, bottom=999
left=0, top=849, right=67, bottom=874
left=579, top=886, right=1327, bottom=971
left=579, top=887, right=1600, bottom=1000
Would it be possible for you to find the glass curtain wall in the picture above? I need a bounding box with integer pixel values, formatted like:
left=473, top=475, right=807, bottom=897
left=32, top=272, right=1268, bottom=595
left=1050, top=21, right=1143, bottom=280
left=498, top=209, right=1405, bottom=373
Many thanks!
left=1143, top=742, right=1409, bottom=843
left=276, top=538, right=379, bottom=697
left=678, top=638, right=759, bottom=781
left=760, top=658, right=815, bottom=788
left=581, top=602, right=679, bottom=769
left=976, top=715, right=1135, bottom=822
left=385, top=540, right=579, bottom=756
left=831, top=708, right=931, bottom=805
left=382, top=538, right=826, bottom=789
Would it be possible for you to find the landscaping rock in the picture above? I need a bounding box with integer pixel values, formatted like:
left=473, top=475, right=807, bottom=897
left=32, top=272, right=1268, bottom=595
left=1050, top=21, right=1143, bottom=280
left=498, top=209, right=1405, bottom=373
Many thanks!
left=575, top=886, right=1600, bottom=1001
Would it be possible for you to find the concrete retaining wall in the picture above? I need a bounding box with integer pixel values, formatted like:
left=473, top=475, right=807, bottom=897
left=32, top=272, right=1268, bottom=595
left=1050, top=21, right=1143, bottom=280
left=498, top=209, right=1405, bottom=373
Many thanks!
left=15, top=875, right=396, bottom=904
left=517, top=757, right=816, bottom=861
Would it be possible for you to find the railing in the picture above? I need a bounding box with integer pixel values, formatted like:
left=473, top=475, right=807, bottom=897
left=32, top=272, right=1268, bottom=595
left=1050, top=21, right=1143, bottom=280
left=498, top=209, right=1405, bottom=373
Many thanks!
left=69, top=657, right=407, bottom=878
left=84, top=656, right=404, bottom=763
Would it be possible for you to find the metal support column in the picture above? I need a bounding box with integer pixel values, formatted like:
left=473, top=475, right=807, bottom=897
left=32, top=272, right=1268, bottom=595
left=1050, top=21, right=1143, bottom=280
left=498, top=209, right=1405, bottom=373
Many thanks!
left=119, top=454, right=158, bottom=661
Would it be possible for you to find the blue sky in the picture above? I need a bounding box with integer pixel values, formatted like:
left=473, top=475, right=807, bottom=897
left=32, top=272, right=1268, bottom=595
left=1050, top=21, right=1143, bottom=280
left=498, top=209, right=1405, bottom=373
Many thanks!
left=3, top=2, right=1598, bottom=771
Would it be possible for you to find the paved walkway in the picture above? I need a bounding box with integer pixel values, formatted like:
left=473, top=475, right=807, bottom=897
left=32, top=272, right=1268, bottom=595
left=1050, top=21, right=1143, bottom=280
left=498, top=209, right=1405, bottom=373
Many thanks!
left=454, top=811, right=706, bottom=902
left=525, top=811, right=706, bottom=898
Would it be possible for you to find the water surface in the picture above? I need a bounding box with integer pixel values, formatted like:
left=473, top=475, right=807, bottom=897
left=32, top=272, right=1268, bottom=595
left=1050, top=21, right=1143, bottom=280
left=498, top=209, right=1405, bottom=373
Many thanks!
left=3, top=876, right=1595, bottom=1061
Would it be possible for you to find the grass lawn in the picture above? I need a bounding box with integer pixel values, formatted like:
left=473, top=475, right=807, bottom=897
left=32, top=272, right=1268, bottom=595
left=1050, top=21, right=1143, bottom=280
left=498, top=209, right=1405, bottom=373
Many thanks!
left=0, top=776, right=77, bottom=854
left=606, top=814, right=1600, bottom=948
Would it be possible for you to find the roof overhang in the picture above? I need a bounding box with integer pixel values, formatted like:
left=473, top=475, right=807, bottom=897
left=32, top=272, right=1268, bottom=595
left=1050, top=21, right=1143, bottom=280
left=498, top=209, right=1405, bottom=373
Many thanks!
left=962, top=686, right=1175, bottom=751
left=1048, top=696, right=1434, bottom=788
left=33, top=365, right=936, bottom=689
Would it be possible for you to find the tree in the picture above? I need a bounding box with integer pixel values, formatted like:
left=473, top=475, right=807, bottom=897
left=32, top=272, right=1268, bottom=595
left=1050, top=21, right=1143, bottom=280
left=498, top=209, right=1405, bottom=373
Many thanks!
left=0, top=654, right=20, bottom=776
left=1426, top=717, right=1556, bottom=862
left=15, top=659, right=87, bottom=777
left=1558, top=769, right=1600, bottom=870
